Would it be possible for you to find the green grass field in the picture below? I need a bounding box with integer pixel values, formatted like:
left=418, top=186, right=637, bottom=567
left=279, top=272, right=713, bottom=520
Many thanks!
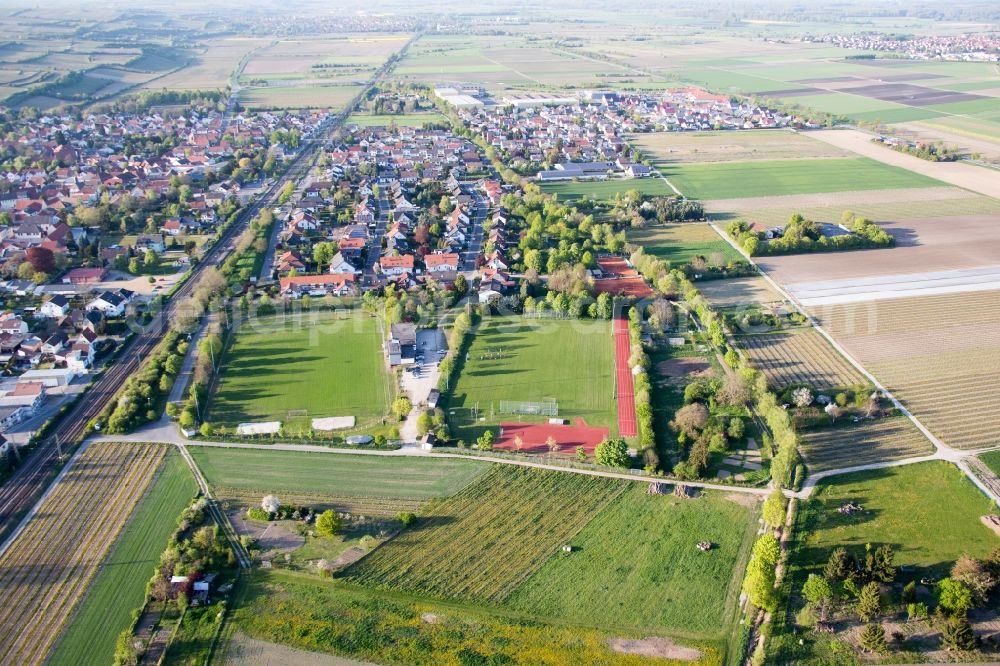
left=446, top=317, right=616, bottom=439
left=662, top=157, right=943, bottom=200
left=541, top=177, right=673, bottom=201
left=345, top=466, right=628, bottom=602
left=629, top=223, right=741, bottom=266
left=190, top=447, right=488, bottom=500
left=208, top=312, right=391, bottom=430
left=791, top=461, right=998, bottom=577
left=49, top=451, right=198, bottom=666
left=225, top=570, right=721, bottom=665
left=506, top=485, right=758, bottom=638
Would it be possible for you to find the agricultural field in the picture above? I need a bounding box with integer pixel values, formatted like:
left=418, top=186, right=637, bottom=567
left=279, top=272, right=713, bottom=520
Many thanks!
left=445, top=317, right=617, bottom=439
left=149, top=38, right=268, bottom=91
left=628, top=223, right=741, bottom=266
left=347, top=112, right=446, bottom=127
left=698, top=275, right=784, bottom=308
left=816, top=290, right=1000, bottom=449
left=760, top=214, right=1000, bottom=299
left=661, top=157, right=942, bottom=201
left=799, top=416, right=934, bottom=473
left=506, top=484, right=759, bottom=639
left=207, top=311, right=392, bottom=432
left=703, top=185, right=1000, bottom=226
left=789, top=461, right=998, bottom=578
left=541, top=177, right=674, bottom=201
left=222, top=569, right=721, bottom=665
left=344, top=466, right=628, bottom=602
left=241, top=35, right=407, bottom=81
left=190, top=447, right=488, bottom=504
left=629, top=130, right=850, bottom=165
left=737, top=328, right=867, bottom=390
left=0, top=442, right=169, bottom=666
left=237, top=84, right=362, bottom=110
left=49, top=450, right=198, bottom=666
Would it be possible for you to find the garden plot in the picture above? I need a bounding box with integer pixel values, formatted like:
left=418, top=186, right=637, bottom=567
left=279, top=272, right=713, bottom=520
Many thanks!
left=800, top=416, right=935, bottom=473
left=817, top=290, right=1000, bottom=449
left=629, top=223, right=741, bottom=266
left=698, top=276, right=784, bottom=308
left=737, top=329, right=866, bottom=390
left=0, top=443, right=168, bottom=666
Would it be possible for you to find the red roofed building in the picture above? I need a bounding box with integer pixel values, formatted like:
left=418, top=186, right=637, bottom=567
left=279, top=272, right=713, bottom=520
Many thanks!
left=424, top=252, right=459, bottom=273
left=379, top=254, right=415, bottom=276
left=279, top=273, right=356, bottom=298
left=62, top=267, right=106, bottom=285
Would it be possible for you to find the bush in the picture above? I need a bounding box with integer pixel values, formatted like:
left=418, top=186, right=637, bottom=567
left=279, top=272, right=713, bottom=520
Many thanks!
left=594, top=438, right=630, bottom=468
left=246, top=507, right=270, bottom=522
left=315, top=510, right=342, bottom=538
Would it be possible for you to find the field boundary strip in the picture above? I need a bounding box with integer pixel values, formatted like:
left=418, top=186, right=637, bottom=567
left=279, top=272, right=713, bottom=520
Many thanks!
left=613, top=317, right=637, bottom=437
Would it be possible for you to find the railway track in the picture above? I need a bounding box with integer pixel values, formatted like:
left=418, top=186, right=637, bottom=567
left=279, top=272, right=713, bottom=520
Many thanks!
left=0, top=31, right=422, bottom=539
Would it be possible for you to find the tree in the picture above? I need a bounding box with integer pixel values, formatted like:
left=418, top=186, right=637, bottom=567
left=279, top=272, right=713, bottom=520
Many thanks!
left=803, top=573, right=833, bottom=607
left=261, top=495, right=281, bottom=514
left=576, top=445, right=587, bottom=461
left=715, top=374, right=751, bottom=407
left=392, top=396, right=412, bottom=420
left=865, top=543, right=895, bottom=583
left=762, top=489, right=786, bottom=529
left=672, top=402, right=708, bottom=437
left=26, top=246, right=56, bottom=274
left=595, top=438, right=629, bottom=468
left=315, top=510, right=342, bottom=538
left=937, top=578, right=973, bottom=616
left=825, top=547, right=853, bottom=581
left=859, top=623, right=887, bottom=654
left=178, top=409, right=196, bottom=430
left=753, top=534, right=780, bottom=566
left=727, top=417, right=745, bottom=441
left=396, top=511, right=417, bottom=527
left=857, top=581, right=881, bottom=622
left=477, top=429, right=494, bottom=450
left=416, top=411, right=432, bottom=436
left=453, top=273, right=467, bottom=294
left=791, top=387, right=814, bottom=407
left=952, top=555, right=996, bottom=606
left=546, top=436, right=558, bottom=452
left=113, top=628, right=140, bottom=666
left=941, top=614, right=976, bottom=651
left=199, top=422, right=212, bottom=437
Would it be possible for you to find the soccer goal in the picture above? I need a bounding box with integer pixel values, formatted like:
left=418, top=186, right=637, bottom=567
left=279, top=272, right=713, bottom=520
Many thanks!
left=287, top=409, right=308, bottom=418
left=499, top=399, right=559, bottom=417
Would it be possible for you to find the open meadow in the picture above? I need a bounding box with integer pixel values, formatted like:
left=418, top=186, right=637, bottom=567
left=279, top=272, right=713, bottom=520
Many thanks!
left=0, top=443, right=169, bottom=666
left=207, top=311, right=392, bottom=431
left=506, top=484, right=759, bottom=640
left=445, top=317, right=616, bottom=439
left=790, top=461, right=998, bottom=577
left=816, top=290, right=1000, bottom=449
left=344, top=465, right=628, bottom=602
left=629, top=223, right=741, bottom=266
left=49, top=450, right=198, bottom=666
left=698, top=275, right=784, bottom=308
left=223, top=569, right=722, bottom=665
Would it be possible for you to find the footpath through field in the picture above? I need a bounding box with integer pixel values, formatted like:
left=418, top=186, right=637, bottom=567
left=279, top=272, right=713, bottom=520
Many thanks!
left=613, top=317, right=637, bottom=438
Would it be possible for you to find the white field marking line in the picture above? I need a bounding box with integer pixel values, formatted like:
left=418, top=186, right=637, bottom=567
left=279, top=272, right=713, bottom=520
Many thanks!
left=653, top=169, right=684, bottom=196
left=704, top=221, right=1000, bottom=503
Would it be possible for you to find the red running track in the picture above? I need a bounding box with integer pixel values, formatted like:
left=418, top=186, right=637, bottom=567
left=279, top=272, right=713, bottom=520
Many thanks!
left=613, top=317, right=637, bottom=438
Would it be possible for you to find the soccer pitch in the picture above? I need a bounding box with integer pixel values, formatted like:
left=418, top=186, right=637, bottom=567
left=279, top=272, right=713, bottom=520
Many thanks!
left=207, top=311, right=392, bottom=430
left=445, top=317, right=616, bottom=439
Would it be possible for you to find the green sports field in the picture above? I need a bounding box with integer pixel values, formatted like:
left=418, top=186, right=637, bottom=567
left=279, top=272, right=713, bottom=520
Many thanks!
left=541, top=177, right=674, bottom=201
left=49, top=450, right=198, bottom=666
left=446, top=317, right=616, bottom=439
left=661, top=157, right=943, bottom=200
left=208, top=312, right=392, bottom=430
left=190, top=447, right=488, bottom=500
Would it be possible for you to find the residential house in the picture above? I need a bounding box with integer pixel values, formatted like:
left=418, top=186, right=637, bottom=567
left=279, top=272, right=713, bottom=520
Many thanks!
left=38, top=295, right=71, bottom=319
left=278, top=273, right=357, bottom=298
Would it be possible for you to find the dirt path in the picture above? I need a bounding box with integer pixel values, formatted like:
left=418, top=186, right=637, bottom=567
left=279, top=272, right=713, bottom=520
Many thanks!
left=808, top=128, right=1000, bottom=199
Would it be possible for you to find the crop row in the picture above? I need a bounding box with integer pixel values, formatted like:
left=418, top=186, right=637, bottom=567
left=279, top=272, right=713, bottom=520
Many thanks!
left=0, top=443, right=166, bottom=665
left=344, top=466, right=628, bottom=603
left=738, top=329, right=866, bottom=389
left=819, top=292, right=1000, bottom=339
left=800, top=417, right=935, bottom=472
